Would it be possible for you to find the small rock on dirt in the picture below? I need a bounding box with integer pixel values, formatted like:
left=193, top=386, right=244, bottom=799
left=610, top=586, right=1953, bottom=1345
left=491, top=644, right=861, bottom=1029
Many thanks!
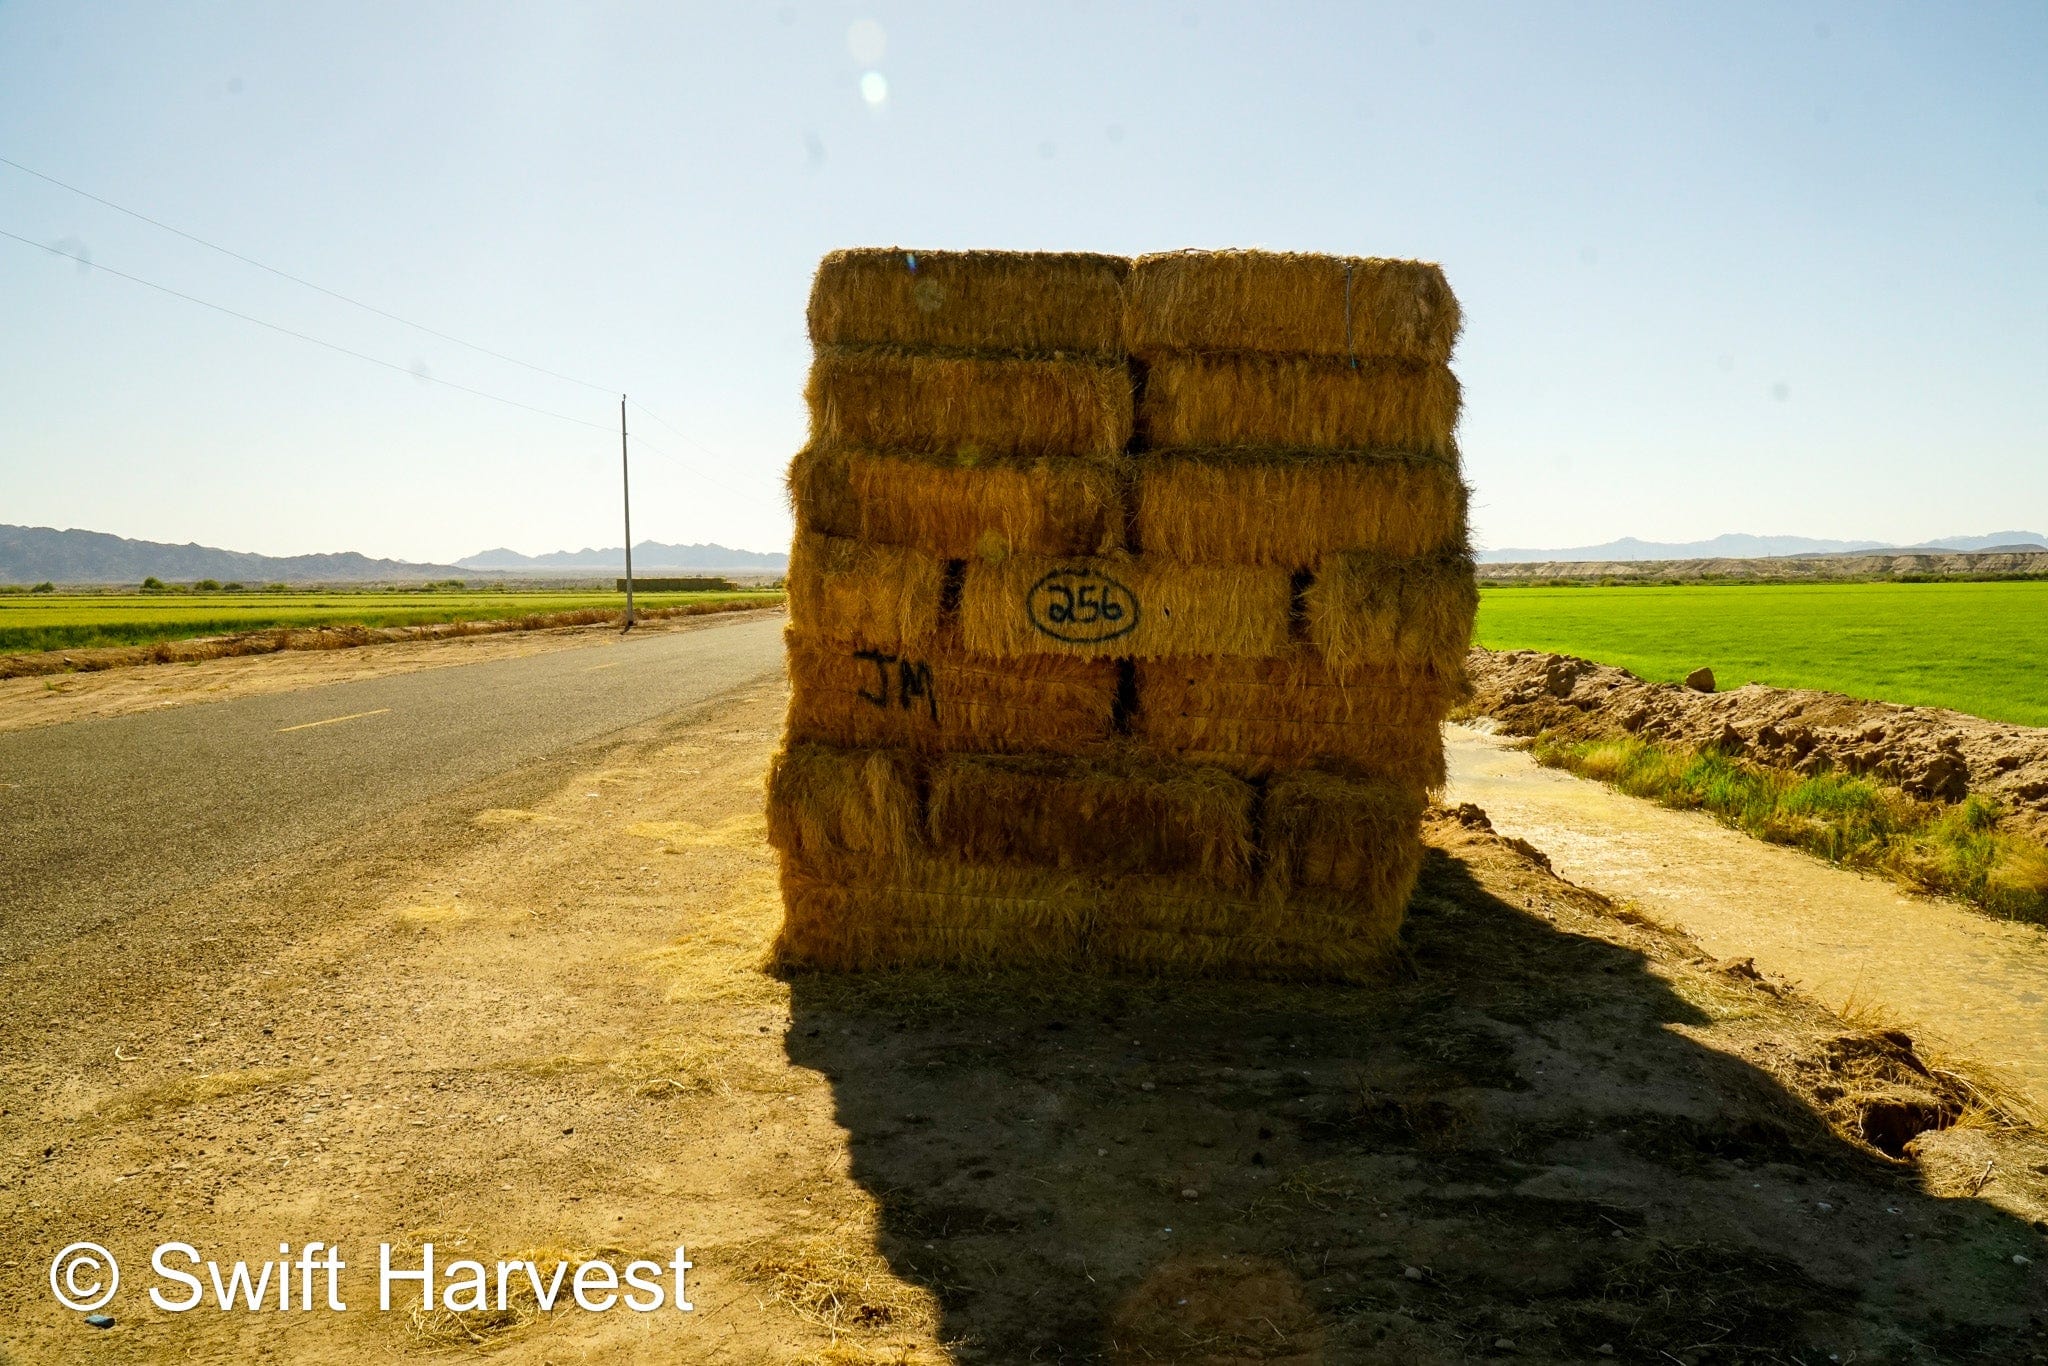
left=1448, top=802, right=1494, bottom=831
left=1685, top=666, right=1716, bottom=693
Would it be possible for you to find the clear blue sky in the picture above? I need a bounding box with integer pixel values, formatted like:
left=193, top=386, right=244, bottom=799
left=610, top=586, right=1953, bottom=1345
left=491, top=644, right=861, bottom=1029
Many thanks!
left=2, top=2, right=2043, bottom=563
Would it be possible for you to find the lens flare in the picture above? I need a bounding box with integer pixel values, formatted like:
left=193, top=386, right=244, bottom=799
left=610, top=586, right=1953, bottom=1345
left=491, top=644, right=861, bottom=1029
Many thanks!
left=860, top=71, right=888, bottom=106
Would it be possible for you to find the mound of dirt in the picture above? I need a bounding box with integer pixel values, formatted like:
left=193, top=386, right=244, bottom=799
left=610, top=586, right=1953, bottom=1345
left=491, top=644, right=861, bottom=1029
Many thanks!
left=1477, top=549, right=2048, bottom=583
left=1466, top=649, right=2048, bottom=841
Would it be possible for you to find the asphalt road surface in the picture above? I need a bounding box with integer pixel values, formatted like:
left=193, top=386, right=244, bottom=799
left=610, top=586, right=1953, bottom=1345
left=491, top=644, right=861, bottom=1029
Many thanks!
left=0, top=614, right=786, bottom=967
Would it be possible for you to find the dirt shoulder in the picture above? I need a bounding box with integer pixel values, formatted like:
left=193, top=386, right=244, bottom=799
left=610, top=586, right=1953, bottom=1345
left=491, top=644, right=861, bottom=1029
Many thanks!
left=0, top=606, right=785, bottom=734
left=1445, top=723, right=2048, bottom=1111
left=3, top=678, right=2045, bottom=1361
left=1467, top=647, right=2048, bottom=843
left=0, top=596, right=780, bottom=682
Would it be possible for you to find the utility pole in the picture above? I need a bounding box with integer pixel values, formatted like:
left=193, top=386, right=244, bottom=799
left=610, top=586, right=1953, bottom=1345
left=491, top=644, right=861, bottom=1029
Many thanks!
left=620, top=393, right=635, bottom=632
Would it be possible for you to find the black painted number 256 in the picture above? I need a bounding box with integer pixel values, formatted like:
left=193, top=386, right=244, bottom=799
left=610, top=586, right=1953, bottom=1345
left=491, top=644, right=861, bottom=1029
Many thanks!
left=1026, top=568, right=1140, bottom=644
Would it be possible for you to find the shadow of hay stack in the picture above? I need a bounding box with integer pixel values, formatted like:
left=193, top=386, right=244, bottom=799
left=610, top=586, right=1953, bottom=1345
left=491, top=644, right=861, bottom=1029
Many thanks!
left=773, top=247, right=1481, bottom=978
left=783, top=818, right=2048, bottom=1361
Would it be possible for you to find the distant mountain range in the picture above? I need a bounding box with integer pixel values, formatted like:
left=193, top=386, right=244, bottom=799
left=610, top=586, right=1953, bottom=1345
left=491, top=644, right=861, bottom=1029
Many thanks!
left=0, top=524, right=468, bottom=584
left=1478, top=532, right=2047, bottom=564
left=457, top=542, right=788, bottom=571
left=0, top=525, right=790, bottom=583
left=16, top=521, right=2036, bottom=583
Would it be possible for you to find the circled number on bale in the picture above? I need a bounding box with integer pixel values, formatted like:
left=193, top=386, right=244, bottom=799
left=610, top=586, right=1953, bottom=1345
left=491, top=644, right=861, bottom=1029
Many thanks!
left=1026, top=568, right=1140, bottom=644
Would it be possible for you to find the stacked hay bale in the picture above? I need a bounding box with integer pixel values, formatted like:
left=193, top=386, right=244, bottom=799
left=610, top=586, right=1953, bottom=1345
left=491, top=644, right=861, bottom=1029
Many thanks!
left=771, top=248, right=1472, bottom=978
left=1112, top=250, right=1474, bottom=973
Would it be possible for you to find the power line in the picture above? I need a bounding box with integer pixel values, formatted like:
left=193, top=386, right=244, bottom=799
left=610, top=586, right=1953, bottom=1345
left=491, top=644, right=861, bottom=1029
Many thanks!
left=627, top=397, right=699, bottom=446
left=622, top=428, right=756, bottom=502
left=0, top=153, right=615, bottom=395
left=627, top=396, right=762, bottom=484
left=1, top=156, right=767, bottom=497
left=3, top=227, right=612, bottom=432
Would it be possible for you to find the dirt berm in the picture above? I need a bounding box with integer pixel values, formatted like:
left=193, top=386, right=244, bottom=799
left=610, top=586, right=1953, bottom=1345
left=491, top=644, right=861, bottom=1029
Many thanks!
left=1466, top=649, right=2048, bottom=842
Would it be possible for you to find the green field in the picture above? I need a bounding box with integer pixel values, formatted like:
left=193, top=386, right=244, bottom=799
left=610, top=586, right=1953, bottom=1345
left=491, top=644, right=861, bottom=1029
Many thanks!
left=0, top=589, right=781, bottom=654
left=1476, top=581, right=2048, bottom=728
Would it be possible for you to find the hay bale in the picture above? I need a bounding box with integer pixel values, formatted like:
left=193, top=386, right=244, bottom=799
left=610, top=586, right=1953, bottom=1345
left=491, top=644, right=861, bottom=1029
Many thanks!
left=1093, top=877, right=1405, bottom=981
left=785, top=532, right=945, bottom=650
left=1134, top=451, right=1466, bottom=565
left=1126, top=250, right=1460, bottom=364
left=959, top=553, right=1290, bottom=660
left=808, top=248, right=1130, bottom=357
left=928, top=751, right=1255, bottom=887
left=785, top=630, right=1119, bottom=756
left=771, top=858, right=1094, bottom=972
left=1139, top=354, right=1459, bottom=459
left=1260, top=770, right=1427, bottom=903
left=790, top=446, right=1125, bottom=559
left=1134, top=654, right=1451, bottom=784
left=807, top=348, right=1132, bottom=460
left=773, top=860, right=1408, bottom=979
left=765, top=742, right=922, bottom=879
left=1304, top=548, right=1479, bottom=680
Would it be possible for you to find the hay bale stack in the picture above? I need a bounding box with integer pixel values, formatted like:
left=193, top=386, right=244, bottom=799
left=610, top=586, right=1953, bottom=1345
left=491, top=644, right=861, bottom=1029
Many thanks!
left=772, top=247, right=1473, bottom=979
left=1126, top=248, right=1474, bottom=722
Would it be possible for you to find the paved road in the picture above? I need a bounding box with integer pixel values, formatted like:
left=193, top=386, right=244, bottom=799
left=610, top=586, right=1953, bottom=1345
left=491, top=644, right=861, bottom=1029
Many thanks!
left=0, top=614, right=786, bottom=966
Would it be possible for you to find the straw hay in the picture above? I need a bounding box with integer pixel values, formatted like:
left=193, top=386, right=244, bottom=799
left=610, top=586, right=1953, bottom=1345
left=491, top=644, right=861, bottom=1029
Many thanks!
left=785, top=630, right=1120, bottom=756
left=1134, top=450, right=1467, bottom=565
left=771, top=859, right=1095, bottom=972
left=1126, top=250, right=1460, bottom=365
left=1260, top=770, right=1427, bottom=903
left=929, top=751, right=1256, bottom=887
left=1134, top=654, right=1451, bottom=783
left=960, top=553, right=1291, bottom=660
left=765, top=742, right=921, bottom=879
left=772, top=859, right=1404, bottom=979
left=773, top=242, right=1468, bottom=980
left=785, top=532, right=944, bottom=650
left=1093, top=877, right=1405, bottom=981
left=1139, top=354, right=1459, bottom=459
left=808, top=348, right=1133, bottom=460
left=808, top=248, right=1130, bottom=357
left=1304, top=548, right=1479, bottom=680
left=789, top=446, right=1126, bottom=559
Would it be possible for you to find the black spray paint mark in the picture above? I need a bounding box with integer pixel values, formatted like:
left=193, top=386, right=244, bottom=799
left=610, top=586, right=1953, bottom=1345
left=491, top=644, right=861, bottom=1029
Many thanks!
left=1026, top=567, right=1140, bottom=644
left=853, top=649, right=939, bottom=721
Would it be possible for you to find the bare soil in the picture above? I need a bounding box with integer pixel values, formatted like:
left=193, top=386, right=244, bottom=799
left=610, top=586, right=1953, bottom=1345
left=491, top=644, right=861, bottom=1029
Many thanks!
left=3, top=661, right=2045, bottom=1361
left=1467, top=648, right=2048, bottom=841
left=0, top=607, right=784, bottom=734
left=1445, top=723, right=2048, bottom=1111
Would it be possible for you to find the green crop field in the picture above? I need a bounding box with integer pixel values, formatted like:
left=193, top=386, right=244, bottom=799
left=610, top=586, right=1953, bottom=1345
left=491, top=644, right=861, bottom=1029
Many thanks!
left=0, top=589, right=782, bottom=655
left=1476, top=581, right=2048, bottom=729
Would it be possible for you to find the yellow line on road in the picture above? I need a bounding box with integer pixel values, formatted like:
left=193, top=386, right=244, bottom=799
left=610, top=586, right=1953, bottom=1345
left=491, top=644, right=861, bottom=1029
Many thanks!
left=278, top=707, right=391, bottom=733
